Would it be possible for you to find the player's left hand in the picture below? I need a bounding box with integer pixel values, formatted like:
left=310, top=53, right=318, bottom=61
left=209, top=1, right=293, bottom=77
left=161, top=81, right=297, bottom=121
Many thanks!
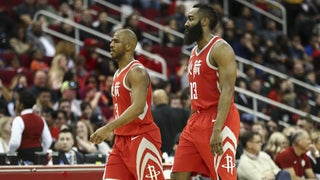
left=210, top=130, right=223, bottom=155
left=90, top=126, right=112, bottom=144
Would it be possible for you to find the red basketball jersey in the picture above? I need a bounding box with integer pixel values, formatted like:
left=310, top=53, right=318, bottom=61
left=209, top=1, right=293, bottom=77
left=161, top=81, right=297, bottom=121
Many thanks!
left=188, top=36, right=234, bottom=111
left=111, top=60, right=157, bottom=135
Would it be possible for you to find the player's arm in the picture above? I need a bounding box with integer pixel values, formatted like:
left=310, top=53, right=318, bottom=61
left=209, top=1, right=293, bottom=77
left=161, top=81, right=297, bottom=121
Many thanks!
left=209, top=41, right=237, bottom=155
left=210, top=41, right=237, bottom=132
left=110, top=65, right=150, bottom=127
left=90, top=65, right=150, bottom=144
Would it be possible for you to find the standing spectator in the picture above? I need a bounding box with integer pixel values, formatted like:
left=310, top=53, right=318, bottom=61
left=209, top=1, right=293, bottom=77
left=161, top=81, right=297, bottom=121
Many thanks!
left=237, top=131, right=290, bottom=180
left=275, top=129, right=317, bottom=180
left=8, top=90, right=52, bottom=164
left=0, top=116, right=13, bottom=153
left=307, top=131, right=320, bottom=179
left=89, top=29, right=165, bottom=180
left=152, top=89, right=188, bottom=156
left=171, top=4, right=240, bottom=180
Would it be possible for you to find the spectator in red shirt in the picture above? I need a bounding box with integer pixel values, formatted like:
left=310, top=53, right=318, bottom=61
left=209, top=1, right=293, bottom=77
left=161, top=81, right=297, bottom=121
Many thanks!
left=79, top=38, right=99, bottom=73
left=275, top=129, right=317, bottom=180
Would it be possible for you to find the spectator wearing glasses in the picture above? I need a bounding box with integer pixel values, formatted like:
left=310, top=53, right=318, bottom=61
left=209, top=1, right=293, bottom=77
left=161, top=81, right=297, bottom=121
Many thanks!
left=237, top=131, right=290, bottom=180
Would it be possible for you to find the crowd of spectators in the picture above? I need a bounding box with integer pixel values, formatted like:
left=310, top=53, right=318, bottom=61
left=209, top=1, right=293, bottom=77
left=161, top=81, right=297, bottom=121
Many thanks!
left=0, top=0, right=319, bottom=178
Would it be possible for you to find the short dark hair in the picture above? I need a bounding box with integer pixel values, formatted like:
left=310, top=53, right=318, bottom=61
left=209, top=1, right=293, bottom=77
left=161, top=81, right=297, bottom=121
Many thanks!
left=56, top=109, right=68, bottom=119
left=193, top=4, right=218, bottom=30
left=240, top=131, right=261, bottom=148
left=19, top=90, right=36, bottom=109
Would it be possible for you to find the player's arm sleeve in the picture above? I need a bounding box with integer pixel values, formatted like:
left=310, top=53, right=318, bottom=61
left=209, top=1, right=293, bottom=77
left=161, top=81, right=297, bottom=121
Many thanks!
left=8, top=117, right=24, bottom=152
left=41, top=118, right=53, bottom=152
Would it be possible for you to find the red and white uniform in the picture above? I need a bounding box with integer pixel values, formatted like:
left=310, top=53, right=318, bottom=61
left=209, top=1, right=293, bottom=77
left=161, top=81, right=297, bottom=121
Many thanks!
left=172, top=36, right=240, bottom=180
left=103, top=60, right=164, bottom=180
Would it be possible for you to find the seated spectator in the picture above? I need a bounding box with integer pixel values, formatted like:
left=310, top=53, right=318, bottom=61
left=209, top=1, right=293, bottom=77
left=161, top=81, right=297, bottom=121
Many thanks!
left=53, top=129, right=84, bottom=164
left=311, top=93, right=320, bottom=117
left=55, top=109, right=68, bottom=130
left=162, top=18, right=183, bottom=47
left=296, top=115, right=314, bottom=132
left=41, top=107, right=59, bottom=142
left=26, top=21, right=56, bottom=57
left=136, top=38, right=164, bottom=74
left=29, top=70, right=56, bottom=102
left=35, top=0, right=57, bottom=26
left=92, top=11, right=113, bottom=36
left=48, top=54, right=69, bottom=91
left=307, top=131, right=320, bottom=179
left=9, top=26, right=32, bottom=55
left=83, top=84, right=102, bottom=115
left=75, top=120, right=97, bottom=155
left=79, top=38, right=99, bottom=73
left=275, top=129, right=317, bottom=180
left=263, top=131, right=289, bottom=160
left=29, top=49, right=49, bottom=72
left=8, top=90, right=52, bottom=164
left=36, top=87, right=53, bottom=110
left=80, top=101, right=93, bottom=121
left=56, top=80, right=82, bottom=119
left=251, top=121, right=269, bottom=148
left=237, top=131, right=290, bottom=180
left=0, top=116, right=13, bottom=153
left=54, top=40, right=76, bottom=70
left=56, top=98, right=80, bottom=129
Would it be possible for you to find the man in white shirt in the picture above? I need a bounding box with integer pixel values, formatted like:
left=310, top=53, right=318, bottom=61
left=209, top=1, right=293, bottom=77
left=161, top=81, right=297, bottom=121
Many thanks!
left=9, top=90, right=52, bottom=164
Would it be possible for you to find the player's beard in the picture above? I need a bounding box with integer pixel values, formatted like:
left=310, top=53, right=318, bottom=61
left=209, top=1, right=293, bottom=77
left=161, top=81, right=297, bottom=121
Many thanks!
left=184, top=21, right=203, bottom=45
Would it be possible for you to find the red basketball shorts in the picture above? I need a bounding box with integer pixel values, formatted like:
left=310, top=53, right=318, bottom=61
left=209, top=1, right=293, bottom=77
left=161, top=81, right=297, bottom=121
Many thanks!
left=172, top=105, right=240, bottom=180
left=103, top=129, right=165, bottom=180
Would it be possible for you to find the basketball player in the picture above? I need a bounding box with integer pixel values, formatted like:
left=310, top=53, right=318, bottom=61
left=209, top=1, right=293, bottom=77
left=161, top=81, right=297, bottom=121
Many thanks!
left=90, top=29, right=164, bottom=180
left=171, top=4, right=240, bottom=180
